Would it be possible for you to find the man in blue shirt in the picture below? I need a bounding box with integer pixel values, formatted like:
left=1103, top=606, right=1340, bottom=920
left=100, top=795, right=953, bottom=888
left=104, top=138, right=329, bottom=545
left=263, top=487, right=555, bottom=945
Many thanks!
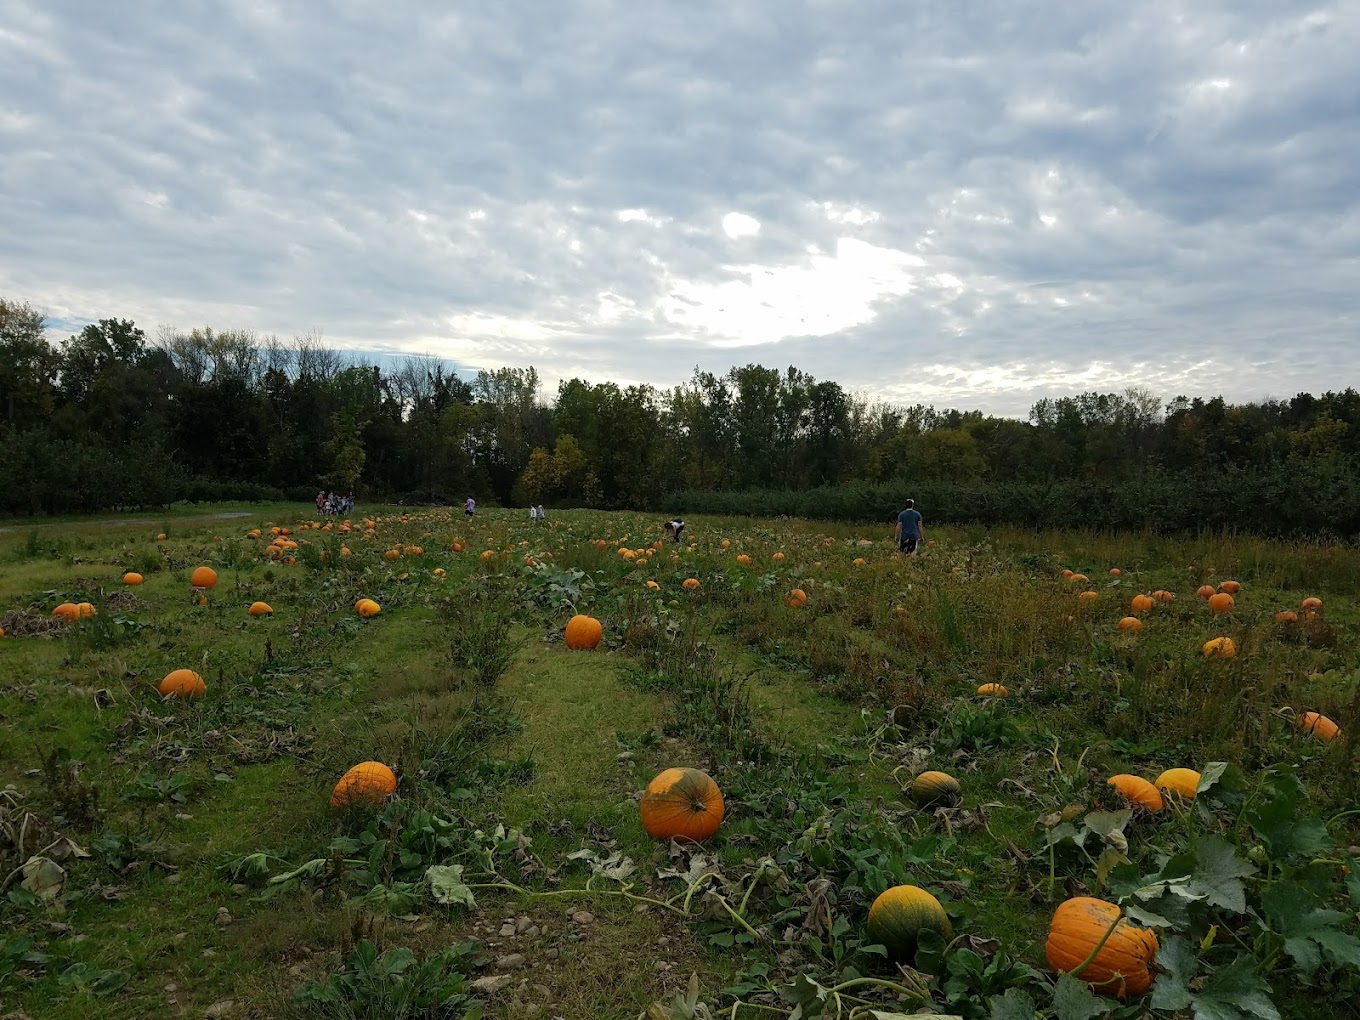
left=895, top=499, right=923, bottom=555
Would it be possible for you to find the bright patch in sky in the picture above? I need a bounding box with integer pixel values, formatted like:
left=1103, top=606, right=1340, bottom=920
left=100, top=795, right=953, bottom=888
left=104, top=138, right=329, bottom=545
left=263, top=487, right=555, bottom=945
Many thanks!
left=661, top=238, right=926, bottom=346
left=720, top=212, right=761, bottom=239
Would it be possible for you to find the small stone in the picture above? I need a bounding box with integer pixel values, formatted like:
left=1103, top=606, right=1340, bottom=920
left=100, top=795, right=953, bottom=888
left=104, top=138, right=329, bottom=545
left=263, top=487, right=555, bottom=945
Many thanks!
left=496, top=953, right=526, bottom=970
left=653, top=960, right=668, bottom=971
left=201, top=948, right=217, bottom=958
left=175, top=813, right=193, bottom=821
left=499, top=922, right=516, bottom=937
left=173, top=932, right=189, bottom=943
left=544, top=948, right=559, bottom=960
left=527, top=925, right=540, bottom=937
left=516, top=916, right=533, bottom=933
left=164, top=983, right=178, bottom=993
left=471, top=974, right=513, bottom=994
left=215, top=908, right=233, bottom=927
left=633, top=903, right=650, bottom=913
left=203, top=1000, right=235, bottom=1018
left=288, top=965, right=304, bottom=977
left=231, top=884, right=249, bottom=896
left=532, top=983, right=551, bottom=999
left=571, top=910, right=594, bottom=924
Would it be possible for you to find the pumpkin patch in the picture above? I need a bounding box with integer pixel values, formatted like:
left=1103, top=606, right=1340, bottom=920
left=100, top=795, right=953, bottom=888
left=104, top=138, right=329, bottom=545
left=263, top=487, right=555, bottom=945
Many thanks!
left=640, top=768, right=724, bottom=841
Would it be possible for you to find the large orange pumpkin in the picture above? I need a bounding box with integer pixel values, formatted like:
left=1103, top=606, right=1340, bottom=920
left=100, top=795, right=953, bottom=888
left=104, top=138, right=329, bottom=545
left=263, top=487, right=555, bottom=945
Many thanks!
left=1218, top=580, right=1241, bottom=594
left=1196, top=584, right=1216, bottom=600
left=1045, top=897, right=1158, bottom=997
left=564, top=614, right=603, bottom=650
left=1069, top=573, right=1089, bottom=583
left=1208, top=592, right=1235, bottom=614
left=1129, top=594, right=1154, bottom=614
left=123, top=572, right=144, bottom=586
left=976, top=682, right=1009, bottom=698
left=1275, top=610, right=1298, bottom=623
left=1107, top=774, right=1163, bottom=812
left=640, top=768, right=724, bottom=841
left=736, top=554, right=752, bottom=566
left=682, top=578, right=701, bottom=590
left=1117, top=617, right=1143, bottom=633
left=1078, top=591, right=1098, bottom=604
left=190, top=566, right=218, bottom=589
left=248, top=601, right=273, bottom=617
left=1300, top=711, right=1340, bottom=742
left=51, top=602, right=79, bottom=622
left=330, top=761, right=398, bottom=809
left=356, top=598, right=381, bottom=618
left=785, top=588, right=808, bottom=608
left=1302, top=596, right=1322, bottom=611
left=159, top=669, right=206, bottom=699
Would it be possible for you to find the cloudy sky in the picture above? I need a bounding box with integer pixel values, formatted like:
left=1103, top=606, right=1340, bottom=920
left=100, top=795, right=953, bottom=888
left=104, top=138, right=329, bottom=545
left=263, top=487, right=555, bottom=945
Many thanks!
left=2, top=1, right=1357, bottom=416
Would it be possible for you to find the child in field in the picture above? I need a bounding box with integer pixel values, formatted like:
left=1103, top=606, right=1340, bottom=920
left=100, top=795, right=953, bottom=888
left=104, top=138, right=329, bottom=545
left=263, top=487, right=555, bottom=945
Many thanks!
left=662, top=518, right=685, bottom=543
left=529, top=505, right=539, bottom=521
left=536, top=505, right=546, bottom=522
left=465, top=496, right=475, bottom=518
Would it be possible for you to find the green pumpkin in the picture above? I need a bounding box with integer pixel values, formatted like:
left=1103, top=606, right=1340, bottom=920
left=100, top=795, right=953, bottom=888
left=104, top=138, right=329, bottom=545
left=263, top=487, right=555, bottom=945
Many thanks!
left=910, top=770, right=961, bottom=808
left=867, top=885, right=952, bottom=961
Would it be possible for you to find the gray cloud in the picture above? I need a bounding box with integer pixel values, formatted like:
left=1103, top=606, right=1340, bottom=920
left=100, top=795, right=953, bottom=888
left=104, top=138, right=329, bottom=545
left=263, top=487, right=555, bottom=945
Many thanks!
left=1, top=0, right=1356, bottom=417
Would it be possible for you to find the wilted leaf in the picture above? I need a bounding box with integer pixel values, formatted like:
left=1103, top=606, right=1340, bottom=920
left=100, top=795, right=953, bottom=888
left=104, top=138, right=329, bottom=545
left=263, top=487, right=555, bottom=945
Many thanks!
left=21, top=856, right=65, bottom=901
left=426, top=864, right=476, bottom=909
left=988, top=988, right=1037, bottom=1019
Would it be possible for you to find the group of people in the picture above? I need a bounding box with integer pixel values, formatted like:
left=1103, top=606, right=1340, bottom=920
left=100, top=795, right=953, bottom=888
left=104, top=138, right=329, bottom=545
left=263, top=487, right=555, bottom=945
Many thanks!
left=528, top=504, right=548, bottom=521
left=316, top=491, right=354, bottom=516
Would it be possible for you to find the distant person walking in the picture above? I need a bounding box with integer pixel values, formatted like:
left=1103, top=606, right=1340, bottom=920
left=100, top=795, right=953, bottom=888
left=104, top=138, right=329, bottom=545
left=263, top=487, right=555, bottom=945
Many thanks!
left=895, top=498, right=923, bottom=555
left=529, top=504, right=539, bottom=521
left=536, top=505, right=546, bottom=521
left=465, top=496, right=476, bottom=518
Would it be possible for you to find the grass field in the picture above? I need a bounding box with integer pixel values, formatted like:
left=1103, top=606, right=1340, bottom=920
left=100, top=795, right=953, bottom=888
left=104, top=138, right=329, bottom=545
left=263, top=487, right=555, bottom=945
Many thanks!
left=2, top=506, right=1359, bottom=1020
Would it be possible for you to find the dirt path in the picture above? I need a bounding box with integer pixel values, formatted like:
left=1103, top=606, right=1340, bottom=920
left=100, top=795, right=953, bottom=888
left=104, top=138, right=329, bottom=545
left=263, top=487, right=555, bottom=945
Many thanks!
left=0, top=511, right=255, bottom=533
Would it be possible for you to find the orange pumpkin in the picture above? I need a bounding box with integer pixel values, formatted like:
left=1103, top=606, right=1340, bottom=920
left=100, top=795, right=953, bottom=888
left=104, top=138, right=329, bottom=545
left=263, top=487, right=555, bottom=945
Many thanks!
left=330, top=761, right=397, bottom=809
left=977, top=682, right=1009, bottom=698
left=682, top=578, right=700, bottom=590
left=1218, top=580, right=1241, bottom=594
left=1069, top=573, right=1089, bottom=583
left=772, top=552, right=785, bottom=563
left=158, top=669, right=206, bottom=699
left=75, top=602, right=95, bottom=618
left=1129, top=594, right=1154, bottom=614
left=1207, top=592, right=1235, bottom=613
left=123, top=572, right=144, bottom=586
left=190, top=566, right=218, bottom=589
left=248, top=601, right=272, bottom=617
left=1152, top=589, right=1174, bottom=603
left=356, top=598, right=381, bottom=618
left=1107, top=774, right=1163, bottom=812
left=1195, top=585, right=1216, bottom=600
left=785, top=588, right=808, bottom=608
left=1061, top=569, right=1074, bottom=579
left=51, top=602, right=79, bottom=622
left=1202, top=636, right=1236, bottom=658
left=1078, top=591, right=1098, bottom=604
left=1302, top=596, right=1322, bottom=613
left=1045, top=897, right=1158, bottom=997
left=645, top=580, right=661, bottom=591
left=1109, top=568, right=1122, bottom=576
left=1154, top=768, right=1200, bottom=799
left=1117, top=616, right=1143, bottom=633
left=640, top=768, right=724, bottom=841
left=1275, top=610, right=1298, bottom=623
left=1300, top=711, right=1340, bottom=742
left=155, top=532, right=167, bottom=541
left=564, top=614, right=603, bottom=650
left=736, top=554, right=752, bottom=566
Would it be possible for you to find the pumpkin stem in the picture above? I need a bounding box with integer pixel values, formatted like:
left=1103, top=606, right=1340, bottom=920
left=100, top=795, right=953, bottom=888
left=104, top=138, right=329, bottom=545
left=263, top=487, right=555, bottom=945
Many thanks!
left=1069, top=911, right=1126, bottom=981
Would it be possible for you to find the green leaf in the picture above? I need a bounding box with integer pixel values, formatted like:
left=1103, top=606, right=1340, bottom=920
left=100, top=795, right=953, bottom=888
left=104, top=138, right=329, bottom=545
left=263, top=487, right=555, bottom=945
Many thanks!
left=1190, top=955, right=1280, bottom=1020
left=1150, top=936, right=1195, bottom=1012
left=988, top=988, right=1037, bottom=1019
left=1246, top=774, right=1330, bottom=860
left=1344, top=856, right=1360, bottom=906
left=1052, top=972, right=1112, bottom=1020
left=1186, top=836, right=1255, bottom=913
left=426, top=864, right=476, bottom=909
left=1082, top=809, right=1131, bottom=840
left=1260, top=881, right=1360, bottom=974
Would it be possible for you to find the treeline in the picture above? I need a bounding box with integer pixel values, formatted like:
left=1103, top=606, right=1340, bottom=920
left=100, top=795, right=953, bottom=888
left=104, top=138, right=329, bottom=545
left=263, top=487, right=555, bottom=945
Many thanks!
left=3, top=296, right=1360, bottom=533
